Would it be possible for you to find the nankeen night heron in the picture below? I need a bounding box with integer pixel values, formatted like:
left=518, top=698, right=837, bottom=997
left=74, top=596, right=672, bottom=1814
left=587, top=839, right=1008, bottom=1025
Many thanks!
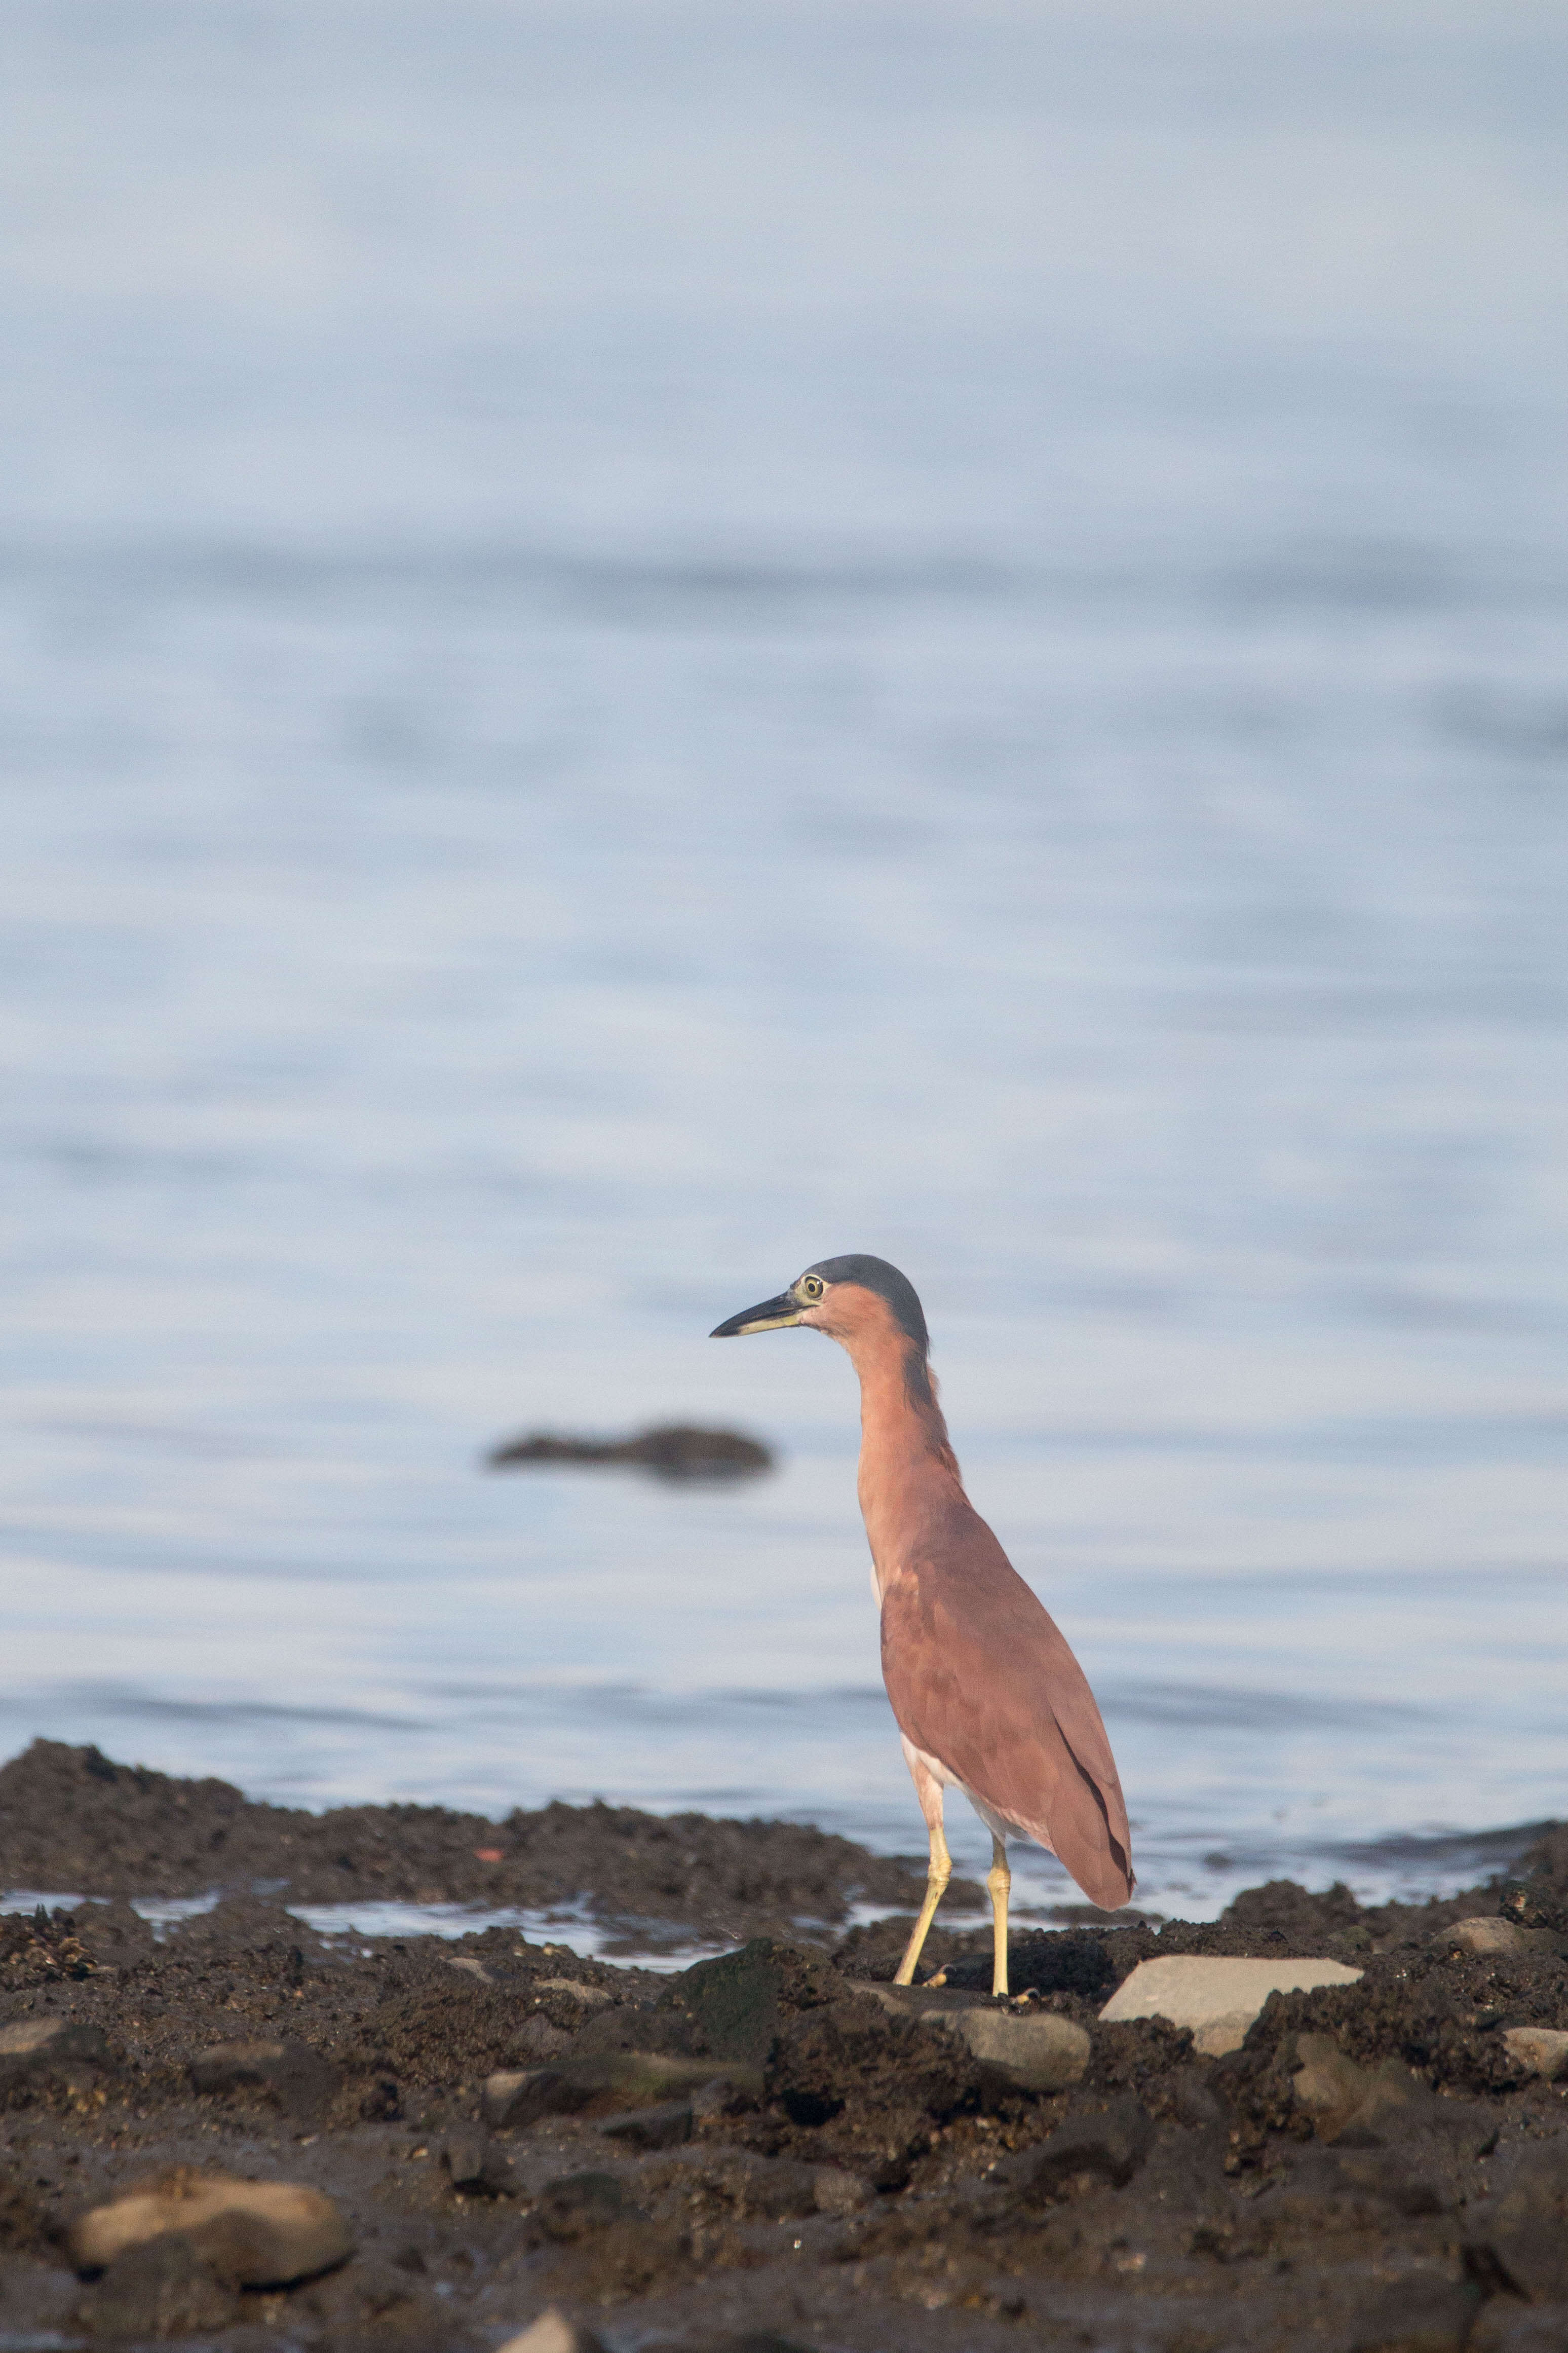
left=712, top=1254, right=1134, bottom=1996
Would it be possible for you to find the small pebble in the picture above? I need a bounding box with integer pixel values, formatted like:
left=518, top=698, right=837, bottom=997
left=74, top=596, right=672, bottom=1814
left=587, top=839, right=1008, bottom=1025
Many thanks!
left=493, top=2310, right=608, bottom=2353
left=1503, top=2026, right=1568, bottom=2081
left=597, top=2099, right=693, bottom=2151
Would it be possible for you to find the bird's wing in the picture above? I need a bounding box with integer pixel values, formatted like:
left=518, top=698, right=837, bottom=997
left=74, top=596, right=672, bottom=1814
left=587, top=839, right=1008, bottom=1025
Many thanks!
left=880, top=1506, right=1135, bottom=1910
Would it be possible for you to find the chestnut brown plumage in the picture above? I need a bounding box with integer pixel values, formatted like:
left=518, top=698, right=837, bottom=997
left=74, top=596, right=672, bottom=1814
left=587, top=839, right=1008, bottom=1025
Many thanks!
left=712, top=1253, right=1134, bottom=1994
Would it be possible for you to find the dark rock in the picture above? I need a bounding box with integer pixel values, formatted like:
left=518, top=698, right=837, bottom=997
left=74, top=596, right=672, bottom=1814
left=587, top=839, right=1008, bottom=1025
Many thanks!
left=1223, top=1878, right=1365, bottom=1940
left=1291, top=2031, right=1380, bottom=2136
left=1279, top=2144, right=1452, bottom=2219
left=511, top=2013, right=576, bottom=2062
left=1333, top=2150, right=1451, bottom=2217
left=660, top=1936, right=839, bottom=2066
left=78, top=2234, right=239, bottom=2338
left=644, top=2338, right=817, bottom=2353
left=486, top=1423, right=774, bottom=1480
left=1466, top=2136, right=1568, bottom=2302
left=1346, top=2280, right=1484, bottom=2352
left=1472, top=2307, right=1568, bottom=2352
left=570, top=2001, right=705, bottom=2059
left=0, top=2158, right=53, bottom=2254
left=442, top=2124, right=490, bottom=2185
left=1162, top=2065, right=1225, bottom=2129
left=172, top=1893, right=312, bottom=1948
left=598, top=2099, right=693, bottom=2150
left=71, top=1899, right=156, bottom=1964
left=189, top=2037, right=336, bottom=2120
left=712, top=2338, right=820, bottom=2353
left=485, top=2067, right=571, bottom=2128
left=691, top=2073, right=759, bottom=2120
left=1005, top=2096, right=1155, bottom=2200
left=531, top=2172, right=637, bottom=2244
left=1338, top=2086, right=1496, bottom=2161
left=0, top=2015, right=109, bottom=2082
left=485, top=2050, right=746, bottom=2130
left=1290, top=2032, right=1496, bottom=2156
left=345, top=2253, right=434, bottom=2327
left=442, top=2127, right=510, bottom=2193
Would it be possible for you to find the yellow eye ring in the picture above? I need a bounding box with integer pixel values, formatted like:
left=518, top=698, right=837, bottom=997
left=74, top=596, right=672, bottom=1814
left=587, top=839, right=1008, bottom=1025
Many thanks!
left=799, top=1275, right=824, bottom=1300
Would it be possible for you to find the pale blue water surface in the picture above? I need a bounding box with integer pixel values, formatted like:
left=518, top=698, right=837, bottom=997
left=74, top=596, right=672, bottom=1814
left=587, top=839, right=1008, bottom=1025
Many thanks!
left=1, top=1, right=1566, bottom=1940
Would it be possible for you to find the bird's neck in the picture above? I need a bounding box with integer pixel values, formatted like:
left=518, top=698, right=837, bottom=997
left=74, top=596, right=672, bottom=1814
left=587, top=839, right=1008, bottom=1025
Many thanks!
left=846, top=1330, right=962, bottom=1588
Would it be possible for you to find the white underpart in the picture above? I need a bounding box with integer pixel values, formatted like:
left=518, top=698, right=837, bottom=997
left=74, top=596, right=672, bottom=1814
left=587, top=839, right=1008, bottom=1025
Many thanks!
left=899, top=1732, right=1026, bottom=1851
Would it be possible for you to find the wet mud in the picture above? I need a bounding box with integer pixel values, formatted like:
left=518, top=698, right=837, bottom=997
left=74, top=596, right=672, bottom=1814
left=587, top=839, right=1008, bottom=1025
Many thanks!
left=4, top=1742, right=1568, bottom=2351
left=0, top=1741, right=942, bottom=1943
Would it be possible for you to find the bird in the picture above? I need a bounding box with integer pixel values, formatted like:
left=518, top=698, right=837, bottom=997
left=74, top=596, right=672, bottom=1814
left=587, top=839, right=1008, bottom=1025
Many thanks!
left=712, top=1253, right=1133, bottom=1996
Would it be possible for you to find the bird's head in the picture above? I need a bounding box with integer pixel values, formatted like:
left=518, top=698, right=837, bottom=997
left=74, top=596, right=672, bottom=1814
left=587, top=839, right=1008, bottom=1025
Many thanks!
left=710, top=1254, right=929, bottom=1360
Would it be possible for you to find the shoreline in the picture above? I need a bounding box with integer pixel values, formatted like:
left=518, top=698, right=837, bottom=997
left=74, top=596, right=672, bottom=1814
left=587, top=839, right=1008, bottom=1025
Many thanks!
left=0, top=1740, right=957, bottom=1960
left=3, top=1739, right=1549, bottom=1951
left=3, top=1744, right=1567, bottom=2347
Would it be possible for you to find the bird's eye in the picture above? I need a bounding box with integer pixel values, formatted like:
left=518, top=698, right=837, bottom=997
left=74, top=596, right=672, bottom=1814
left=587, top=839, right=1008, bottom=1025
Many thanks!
left=800, top=1275, right=824, bottom=1300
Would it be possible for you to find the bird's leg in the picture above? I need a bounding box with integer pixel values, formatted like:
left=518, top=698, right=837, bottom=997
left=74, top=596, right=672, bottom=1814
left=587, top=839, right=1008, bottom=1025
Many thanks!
left=893, top=1816, right=951, bottom=1986
left=893, top=1780, right=950, bottom=1987
left=987, top=1835, right=1011, bottom=1996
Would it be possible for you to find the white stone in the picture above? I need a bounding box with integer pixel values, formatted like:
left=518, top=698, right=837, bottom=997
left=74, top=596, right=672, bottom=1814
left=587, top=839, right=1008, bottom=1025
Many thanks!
left=1100, top=1957, right=1364, bottom=2057
left=1504, top=2027, right=1568, bottom=2081
left=493, top=2310, right=607, bottom=2353
left=0, top=2019, right=64, bottom=2055
left=536, top=1977, right=613, bottom=2005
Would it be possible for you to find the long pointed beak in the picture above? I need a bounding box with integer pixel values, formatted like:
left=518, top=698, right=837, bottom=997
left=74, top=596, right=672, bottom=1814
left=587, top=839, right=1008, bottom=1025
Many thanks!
left=710, top=1290, right=802, bottom=1338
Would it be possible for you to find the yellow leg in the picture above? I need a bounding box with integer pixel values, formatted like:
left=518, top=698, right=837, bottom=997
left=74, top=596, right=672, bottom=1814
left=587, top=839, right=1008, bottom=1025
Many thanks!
left=893, top=1814, right=951, bottom=1986
left=987, top=1835, right=1011, bottom=1996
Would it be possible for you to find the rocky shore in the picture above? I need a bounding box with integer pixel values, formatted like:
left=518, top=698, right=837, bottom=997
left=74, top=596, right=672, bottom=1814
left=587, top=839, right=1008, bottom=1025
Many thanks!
left=3, top=1741, right=1568, bottom=2351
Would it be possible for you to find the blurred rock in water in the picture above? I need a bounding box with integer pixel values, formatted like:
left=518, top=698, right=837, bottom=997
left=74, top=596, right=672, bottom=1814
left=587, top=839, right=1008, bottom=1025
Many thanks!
left=485, top=1424, right=774, bottom=1481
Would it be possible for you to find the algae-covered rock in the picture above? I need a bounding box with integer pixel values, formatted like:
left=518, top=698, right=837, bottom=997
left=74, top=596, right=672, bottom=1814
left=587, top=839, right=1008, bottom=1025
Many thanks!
left=659, top=1936, right=839, bottom=2065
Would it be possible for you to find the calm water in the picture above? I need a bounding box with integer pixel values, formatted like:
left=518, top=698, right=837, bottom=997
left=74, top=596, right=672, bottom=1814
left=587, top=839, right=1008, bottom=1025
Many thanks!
left=2, top=1, right=1566, bottom=1937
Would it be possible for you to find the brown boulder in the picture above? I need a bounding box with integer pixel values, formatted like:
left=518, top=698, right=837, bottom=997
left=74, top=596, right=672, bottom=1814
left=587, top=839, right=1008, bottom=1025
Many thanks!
left=68, top=2167, right=352, bottom=2288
